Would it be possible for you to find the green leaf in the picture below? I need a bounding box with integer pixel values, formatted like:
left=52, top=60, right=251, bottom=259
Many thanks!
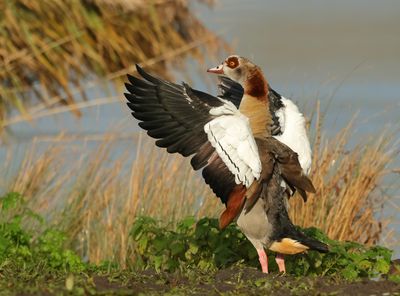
left=358, top=259, right=373, bottom=270
left=177, top=216, right=195, bottom=230
left=254, top=278, right=268, bottom=287
left=341, top=265, right=359, bottom=280
left=188, top=243, right=199, bottom=255
left=170, top=241, right=186, bottom=256
left=138, top=236, right=148, bottom=253
left=375, top=258, right=390, bottom=274
left=153, top=255, right=164, bottom=272
left=1, top=192, right=24, bottom=211
left=389, top=274, right=400, bottom=283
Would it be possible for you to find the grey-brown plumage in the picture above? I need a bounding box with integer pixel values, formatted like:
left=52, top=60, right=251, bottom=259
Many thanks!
left=243, top=137, right=314, bottom=212
left=238, top=137, right=328, bottom=259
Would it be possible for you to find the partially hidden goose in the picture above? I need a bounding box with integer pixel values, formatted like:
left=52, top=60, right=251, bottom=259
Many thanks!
left=124, top=56, right=328, bottom=274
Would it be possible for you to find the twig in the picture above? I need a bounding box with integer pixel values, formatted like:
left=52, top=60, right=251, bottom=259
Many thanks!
left=2, top=34, right=219, bottom=122
left=0, top=33, right=83, bottom=72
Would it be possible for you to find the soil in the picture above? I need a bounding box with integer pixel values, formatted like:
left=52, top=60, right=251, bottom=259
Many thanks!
left=86, top=266, right=400, bottom=295
left=5, top=264, right=400, bottom=295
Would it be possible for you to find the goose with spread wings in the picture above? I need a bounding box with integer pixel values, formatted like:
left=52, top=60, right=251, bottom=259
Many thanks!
left=124, top=55, right=328, bottom=273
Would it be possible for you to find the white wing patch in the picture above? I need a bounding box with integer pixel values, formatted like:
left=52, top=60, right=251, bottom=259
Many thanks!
left=273, top=97, right=312, bottom=174
left=205, top=101, right=261, bottom=187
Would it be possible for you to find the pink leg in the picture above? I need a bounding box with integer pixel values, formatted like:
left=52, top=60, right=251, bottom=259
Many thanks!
left=275, top=253, right=286, bottom=273
left=257, top=249, right=268, bottom=273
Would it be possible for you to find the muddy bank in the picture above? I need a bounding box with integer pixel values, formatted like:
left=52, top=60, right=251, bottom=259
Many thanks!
left=6, top=266, right=398, bottom=295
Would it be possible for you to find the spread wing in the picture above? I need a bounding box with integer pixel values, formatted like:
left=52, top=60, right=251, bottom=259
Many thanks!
left=218, top=76, right=284, bottom=136
left=124, top=65, right=261, bottom=204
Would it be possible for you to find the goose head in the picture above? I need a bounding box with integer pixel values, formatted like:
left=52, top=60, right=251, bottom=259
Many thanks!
left=208, top=55, right=268, bottom=99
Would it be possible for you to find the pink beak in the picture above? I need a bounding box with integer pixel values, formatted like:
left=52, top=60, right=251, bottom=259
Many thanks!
left=207, top=63, right=224, bottom=74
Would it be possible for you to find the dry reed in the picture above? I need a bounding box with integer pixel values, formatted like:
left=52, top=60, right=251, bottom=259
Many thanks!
left=1, top=112, right=397, bottom=265
left=289, top=107, right=397, bottom=245
left=3, top=132, right=221, bottom=265
left=0, top=0, right=222, bottom=123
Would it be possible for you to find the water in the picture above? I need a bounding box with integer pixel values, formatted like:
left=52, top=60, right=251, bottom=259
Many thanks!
left=2, top=0, right=400, bottom=254
left=195, top=0, right=400, bottom=131
left=194, top=0, right=400, bottom=255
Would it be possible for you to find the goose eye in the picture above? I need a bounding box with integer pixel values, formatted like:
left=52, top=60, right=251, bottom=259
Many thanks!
left=226, top=57, right=239, bottom=69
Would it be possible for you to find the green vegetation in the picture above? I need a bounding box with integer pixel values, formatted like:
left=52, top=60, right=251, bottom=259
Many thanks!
left=1, top=192, right=397, bottom=295
left=0, top=192, right=84, bottom=273
left=130, top=216, right=258, bottom=272
left=129, top=216, right=392, bottom=280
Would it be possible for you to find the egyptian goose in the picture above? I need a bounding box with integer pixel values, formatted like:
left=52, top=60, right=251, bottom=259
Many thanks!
left=124, top=56, right=328, bottom=274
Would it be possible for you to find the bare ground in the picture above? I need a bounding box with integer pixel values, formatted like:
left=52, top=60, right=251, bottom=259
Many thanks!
left=4, top=264, right=400, bottom=295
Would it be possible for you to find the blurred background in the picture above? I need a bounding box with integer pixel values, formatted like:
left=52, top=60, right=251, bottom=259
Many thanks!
left=0, top=0, right=399, bottom=265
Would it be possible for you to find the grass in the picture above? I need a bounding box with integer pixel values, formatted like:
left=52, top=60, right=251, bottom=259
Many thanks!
left=2, top=133, right=221, bottom=266
left=1, top=192, right=398, bottom=296
left=0, top=0, right=223, bottom=124
left=290, top=108, right=397, bottom=245
left=0, top=192, right=391, bottom=272
left=0, top=104, right=398, bottom=267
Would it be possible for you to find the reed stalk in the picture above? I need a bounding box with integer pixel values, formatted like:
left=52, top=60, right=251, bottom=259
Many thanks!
left=2, top=114, right=397, bottom=265
left=0, top=0, right=222, bottom=124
